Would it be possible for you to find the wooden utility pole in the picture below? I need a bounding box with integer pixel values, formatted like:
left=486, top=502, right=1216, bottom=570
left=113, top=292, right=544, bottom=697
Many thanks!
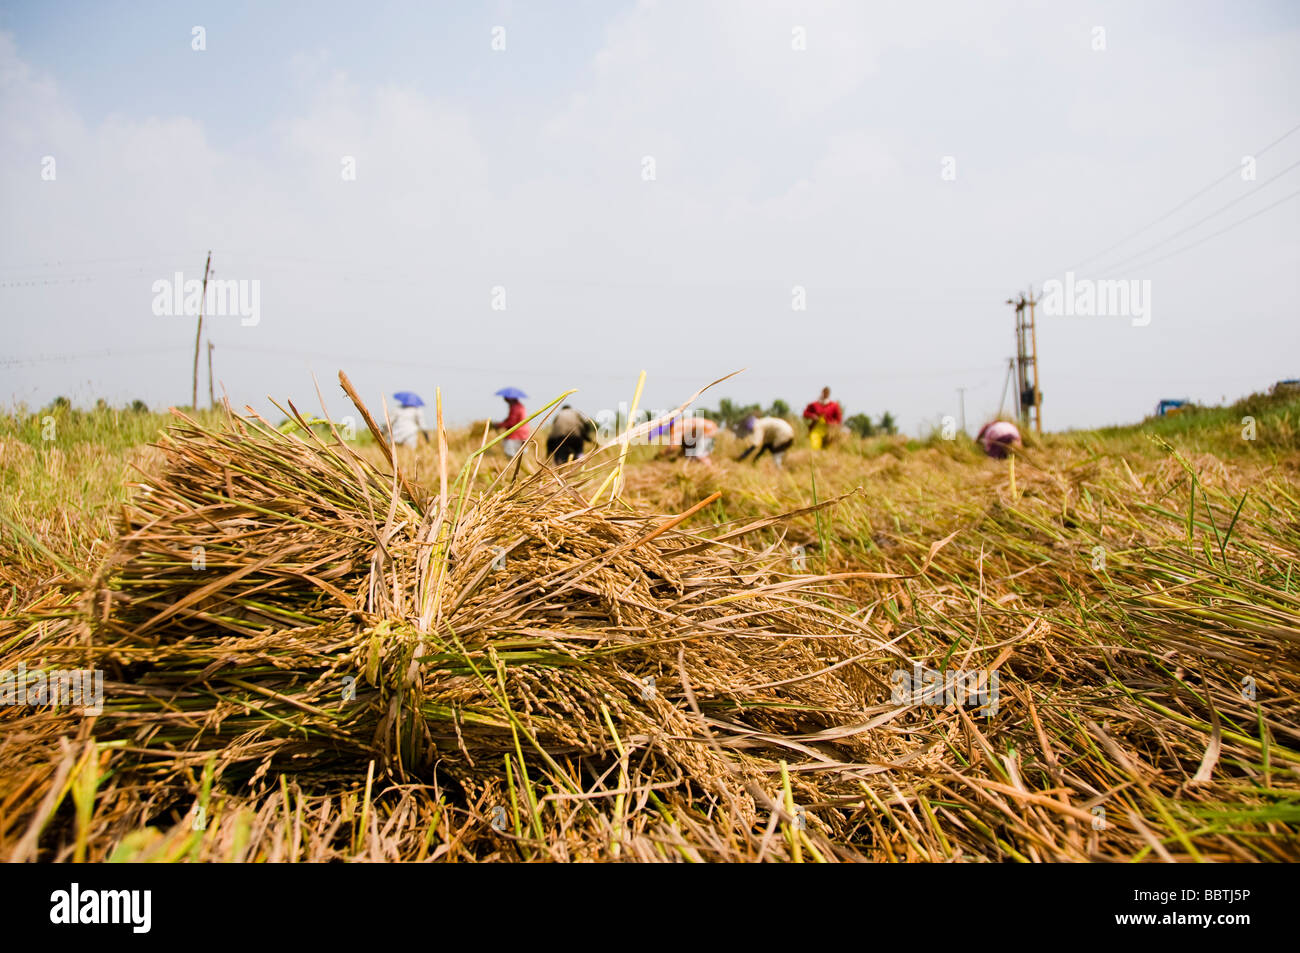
left=956, top=387, right=967, bottom=434
left=192, top=251, right=211, bottom=410
left=207, top=340, right=215, bottom=409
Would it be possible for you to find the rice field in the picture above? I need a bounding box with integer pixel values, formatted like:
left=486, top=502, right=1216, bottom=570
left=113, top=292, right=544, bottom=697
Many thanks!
left=1, top=379, right=1297, bottom=862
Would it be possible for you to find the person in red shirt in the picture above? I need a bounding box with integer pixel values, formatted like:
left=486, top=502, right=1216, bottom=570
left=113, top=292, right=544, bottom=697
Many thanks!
left=492, top=396, right=531, bottom=456
left=802, top=387, right=842, bottom=450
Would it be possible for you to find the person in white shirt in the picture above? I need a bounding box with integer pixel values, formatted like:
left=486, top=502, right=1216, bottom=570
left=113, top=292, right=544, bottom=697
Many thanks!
left=385, top=404, right=427, bottom=449
left=735, top=415, right=795, bottom=467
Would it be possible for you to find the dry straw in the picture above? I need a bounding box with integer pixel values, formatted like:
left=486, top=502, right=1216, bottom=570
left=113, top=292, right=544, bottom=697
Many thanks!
left=3, top=375, right=1297, bottom=861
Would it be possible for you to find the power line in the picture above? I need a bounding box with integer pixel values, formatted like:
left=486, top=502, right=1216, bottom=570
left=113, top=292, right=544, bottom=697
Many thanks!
left=0, top=274, right=99, bottom=288
left=0, top=251, right=209, bottom=273
left=217, top=343, right=995, bottom=384
left=1089, top=155, right=1300, bottom=276
left=1111, top=185, right=1300, bottom=274
left=0, top=346, right=189, bottom=369
left=2, top=336, right=996, bottom=384
left=1059, top=118, right=1300, bottom=275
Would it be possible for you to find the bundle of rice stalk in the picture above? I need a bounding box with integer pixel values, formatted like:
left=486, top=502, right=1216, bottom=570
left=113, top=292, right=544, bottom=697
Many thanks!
left=67, top=373, right=940, bottom=856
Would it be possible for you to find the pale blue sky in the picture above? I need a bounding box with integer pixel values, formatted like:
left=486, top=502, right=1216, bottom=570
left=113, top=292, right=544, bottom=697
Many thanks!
left=2, top=1, right=1298, bottom=432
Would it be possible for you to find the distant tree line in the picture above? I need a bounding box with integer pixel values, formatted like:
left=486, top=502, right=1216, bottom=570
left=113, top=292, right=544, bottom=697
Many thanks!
left=844, top=411, right=897, bottom=437
left=41, top=396, right=152, bottom=414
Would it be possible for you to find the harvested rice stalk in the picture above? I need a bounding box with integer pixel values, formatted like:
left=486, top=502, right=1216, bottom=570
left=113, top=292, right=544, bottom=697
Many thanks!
left=42, top=382, right=914, bottom=857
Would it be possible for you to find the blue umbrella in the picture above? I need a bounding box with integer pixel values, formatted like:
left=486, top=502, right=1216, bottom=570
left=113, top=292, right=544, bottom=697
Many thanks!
left=393, top=391, right=424, bottom=408
left=494, top=387, right=528, bottom=400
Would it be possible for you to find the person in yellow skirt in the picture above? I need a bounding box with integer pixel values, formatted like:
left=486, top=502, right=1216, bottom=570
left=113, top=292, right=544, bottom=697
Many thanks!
left=802, top=387, right=842, bottom=450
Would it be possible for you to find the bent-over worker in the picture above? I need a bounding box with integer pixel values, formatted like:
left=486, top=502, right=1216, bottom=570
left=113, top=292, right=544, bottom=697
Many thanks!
left=547, top=405, right=596, bottom=463
left=977, top=420, right=1022, bottom=459
left=735, top=415, right=795, bottom=467
left=663, top=416, right=719, bottom=464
